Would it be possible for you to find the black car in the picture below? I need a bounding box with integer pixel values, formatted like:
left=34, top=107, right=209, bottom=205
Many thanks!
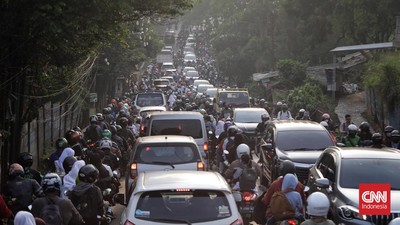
left=259, top=120, right=335, bottom=186
left=307, top=147, right=400, bottom=225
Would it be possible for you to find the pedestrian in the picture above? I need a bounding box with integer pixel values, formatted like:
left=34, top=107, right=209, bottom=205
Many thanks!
left=339, top=114, right=354, bottom=135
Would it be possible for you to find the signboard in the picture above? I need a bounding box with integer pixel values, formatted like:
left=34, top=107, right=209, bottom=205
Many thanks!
left=89, top=93, right=98, bottom=103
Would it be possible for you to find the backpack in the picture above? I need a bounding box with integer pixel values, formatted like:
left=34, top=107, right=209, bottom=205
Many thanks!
left=40, top=197, right=63, bottom=225
left=270, top=190, right=295, bottom=220
left=72, top=187, right=97, bottom=222
left=239, top=164, right=258, bottom=190
left=254, top=191, right=268, bottom=225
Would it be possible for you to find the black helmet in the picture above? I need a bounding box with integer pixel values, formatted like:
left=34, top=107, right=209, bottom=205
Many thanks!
left=279, top=160, right=296, bottom=177
left=359, top=122, right=370, bottom=131
left=17, top=152, right=33, bottom=168
left=89, top=115, right=98, bottom=123
left=42, top=173, right=62, bottom=193
left=78, top=164, right=99, bottom=183
left=372, top=133, right=383, bottom=145
left=110, top=125, right=117, bottom=135
left=384, top=126, right=394, bottom=133
left=63, top=156, right=77, bottom=174
left=227, top=126, right=238, bottom=137
left=72, top=126, right=81, bottom=132
left=392, top=130, right=400, bottom=137
left=118, top=117, right=129, bottom=127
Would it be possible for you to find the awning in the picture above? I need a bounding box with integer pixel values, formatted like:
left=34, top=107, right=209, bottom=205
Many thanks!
left=252, top=71, right=279, bottom=82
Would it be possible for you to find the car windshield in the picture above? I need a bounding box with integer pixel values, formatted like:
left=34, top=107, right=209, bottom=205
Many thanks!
left=184, top=54, right=196, bottom=61
left=136, top=94, right=164, bottom=107
left=135, top=144, right=199, bottom=164
left=206, top=89, right=217, bottom=97
left=197, top=85, right=213, bottom=93
left=135, top=190, right=232, bottom=223
left=151, top=119, right=203, bottom=138
left=219, top=92, right=250, bottom=107
left=276, top=130, right=334, bottom=151
left=340, top=158, right=400, bottom=189
left=234, top=110, right=268, bottom=123
left=154, top=80, right=169, bottom=86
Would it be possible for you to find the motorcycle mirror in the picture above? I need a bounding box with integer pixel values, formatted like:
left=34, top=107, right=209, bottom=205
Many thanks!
left=261, top=143, right=273, bottom=152
left=315, top=178, right=330, bottom=188
left=223, top=150, right=229, bottom=155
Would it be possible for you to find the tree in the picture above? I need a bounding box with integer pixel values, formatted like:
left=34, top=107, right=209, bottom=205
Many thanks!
left=276, top=59, right=307, bottom=88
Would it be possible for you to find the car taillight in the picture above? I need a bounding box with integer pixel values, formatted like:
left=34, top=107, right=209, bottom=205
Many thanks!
left=130, top=163, right=138, bottom=179
left=140, top=124, right=144, bottom=132
left=230, top=219, right=243, bottom=225
left=123, top=220, right=135, bottom=225
left=204, top=142, right=208, bottom=152
left=197, top=162, right=204, bottom=171
left=286, top=219, right=297, bottom=225
left=241, top=191, right=255, bottom=202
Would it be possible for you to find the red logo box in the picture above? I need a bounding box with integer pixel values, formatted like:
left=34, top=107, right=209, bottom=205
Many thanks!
left=359, top=184, right=390, bottom=215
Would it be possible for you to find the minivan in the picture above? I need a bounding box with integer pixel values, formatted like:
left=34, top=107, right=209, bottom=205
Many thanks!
left=134, top=92, right=167, bottom=111
left=144, top=111, right=208, bottom=158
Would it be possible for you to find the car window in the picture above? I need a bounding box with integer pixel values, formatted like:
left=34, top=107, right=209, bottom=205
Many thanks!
left=134, top=144, right=199, bottom=164
left=234, top=110, right=268, bottom=123
left=340, top=158, right=400, bottom=189
left=186, top=71, right=199, bottom=77
left=151, top=119, right=203, bottom=138
left=154, top=80, right=169, bottom=86
left=276, top=130, right=333, bottom=151
left=219, top=92, right=249, bottom=107
left=135, top=190, right=232, bottom=223
left=317, top=153, right=336, bottom=182
left=136, top=93, right=164, bottom=107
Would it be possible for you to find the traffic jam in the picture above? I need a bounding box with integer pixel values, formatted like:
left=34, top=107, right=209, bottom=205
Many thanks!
left=2, top=1, right=400, bottom=225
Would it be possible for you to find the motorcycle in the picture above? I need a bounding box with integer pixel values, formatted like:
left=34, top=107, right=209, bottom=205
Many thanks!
left=233, top=190, right=257, bottom=225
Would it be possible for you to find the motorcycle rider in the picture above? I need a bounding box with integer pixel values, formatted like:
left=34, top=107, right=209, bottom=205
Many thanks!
left=320, top=121, right=336, bottom=143
left=370, top=133, right=386, bottom=148
left=341, top=124, right=360, bottom=147
left=84, top=115, right=103, bottom=143
left=390, top=130, right=400, bottom=149
left=261, top=160, right=306, bottom=224
left=300, top=192, right=335, bottom=225
left=256, top=113, right=270, bottom=134
left=281, top=174, right=304, bottom=221
left=48, top=138, right=69, bottom=172
left=383, top=125, right=394, bottom=147
left=358, top=122, right=373, bottom=146
left=277, top=103, right=293, bottom=120
left=224, top=144, right=261, bottom=190
left=17, top=152, right=42, bottom=185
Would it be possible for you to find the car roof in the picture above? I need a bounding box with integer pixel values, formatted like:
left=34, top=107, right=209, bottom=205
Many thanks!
left=149, top=111, right=203, bottom=119
left=162, top=62, right=173, bottom=65
left=139, top=106, right=166, bottom=112
left=328, top=146, right=400, bottom=159
left=197, top=84, right=213, bottom=87
left=272, top=120, right=325, bottom=131
left=234, top=108, right=267, bottom=112
left=135, top=171, right=231, bottom=193
left=154, top=78, right=169, bottom=81
left=136, top=135, right=196, bottom=144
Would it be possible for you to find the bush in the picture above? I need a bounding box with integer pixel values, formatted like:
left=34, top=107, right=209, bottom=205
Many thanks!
left=277, top=59, right=308, bottom=88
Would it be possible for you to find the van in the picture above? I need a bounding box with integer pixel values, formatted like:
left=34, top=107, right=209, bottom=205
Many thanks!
left=144, top=111, right=208, bottom=158
left=134, top=92, right=167, bottom=111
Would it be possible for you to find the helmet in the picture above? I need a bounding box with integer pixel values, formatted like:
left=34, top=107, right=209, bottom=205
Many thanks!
left=110, top=125, right=117, bottom=135
left=259, top=99, right=266, bottom=104
left=277, top=101, right=282, bottom=106
left=236, top=144, right=250, bottom=159
left=299, top=109, right=305, bottom=113
left=55, top=138, right=69, bottom=149
left=385, top=125, right=394, bottom=133
left=321, top=113, right=330, bottom=121
left=372, top=133, right=383, bottom=145
left=320, top=121, right=328, bottom=129
left=62, top=156, right=77, bottom=174
left=199, top=109, right=207, bottom=115
left=359, top=122, right=370, bottom=131
left=227, top=126, right=238, bottom=137
left=72, top=126, right=81, bottom=132
left=223, top=121, right=233, bottom=132
left=65, top=130, right=79, bottom=144
left=261, top=114, right=269, bottom=121
left=347, top=124, right=358, bottom=135
left=388, top=218, right=400, bottom=225
left=42, top=173, right=62, bottom=192
left=96, top=113, right=104, bottom=121
left=307, top=192, right=330, bottom=217
left=78, top=164, right=99, bottom=183
left=102, top=129, right=112, bottom=139
left=392, top=130, right=400, bottom=137
left=282, top=103, right=288, bottom=110
left=17, top=152, right=33, bottom=168
left=279, top=160, right=296, bottom=176
left=89, top=115, right=98, bottom=123
left=118, top=117, right=129, bottom=127
left=99, top=139, right=112, bottom=150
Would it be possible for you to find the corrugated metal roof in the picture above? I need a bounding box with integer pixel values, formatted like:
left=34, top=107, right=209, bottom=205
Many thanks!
left=330, top=42, right=394, bottom=52
left=252, top=71, right=279, bottom=81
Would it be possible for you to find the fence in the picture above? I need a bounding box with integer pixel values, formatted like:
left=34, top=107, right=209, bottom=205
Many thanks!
left=19, top=102, right=82, bottom=170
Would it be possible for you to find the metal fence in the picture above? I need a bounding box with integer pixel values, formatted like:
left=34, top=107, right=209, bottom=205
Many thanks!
left=19, top=102, right=82, bottom=170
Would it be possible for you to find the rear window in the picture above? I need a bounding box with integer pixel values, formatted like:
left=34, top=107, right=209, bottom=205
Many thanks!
left=276, top=130, right=334, bottom=151
left=197, top=85, right=214, bottom=93
left=154, top=80, right=169, bottom=86
left=134, top=144, right=199, bottom=164
left=136, top=93, right=164, bottom=107
left=219, top=92, right=249, bottom=107
left=186, top=71, right=199, bottom=78
left=151, top=119, right=203, bottom=138
left=234, top=110, right=269, bottom=123
left=135, top=190, right=232, bottom=223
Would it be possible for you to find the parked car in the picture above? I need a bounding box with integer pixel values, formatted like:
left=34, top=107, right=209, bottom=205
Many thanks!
left=120, top=170, right=243, bottom=225
left=259, top=120, right=335, bottom=186
left=232, top=108, right=270, bottom=149
left=125, top=135, right=205, bottom=202
left=307, top=146, right=400, bottom=225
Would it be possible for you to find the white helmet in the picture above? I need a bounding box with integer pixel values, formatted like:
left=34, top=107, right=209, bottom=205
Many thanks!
left=307, top=192, right=330, bottom=217
left=320, top=121, right=328, bottom=128
left=389, top=218, right=400, bottom=225
left=99, top=139, right=112, bottom=150
left=299, top=108, right=305, bottom=113
left=277, top=101, right=282, bottom=106
left=236, top=144, right=250, bottom=159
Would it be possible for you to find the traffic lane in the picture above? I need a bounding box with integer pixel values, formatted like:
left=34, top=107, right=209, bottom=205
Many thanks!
left=111, top=153, right=262, bottom=225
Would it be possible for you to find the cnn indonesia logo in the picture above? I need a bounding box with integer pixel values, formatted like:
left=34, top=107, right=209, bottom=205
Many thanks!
left=359, top=184, right=391, bottom=215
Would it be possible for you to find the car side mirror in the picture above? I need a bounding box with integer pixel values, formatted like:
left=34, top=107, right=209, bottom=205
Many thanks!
left=261, top=143, right=273, bottom=152
left=114, top=193, right=126, bottom=206
left=315, top=178, right=330, bottom=188
left=336, top=142, right=345, bottom=147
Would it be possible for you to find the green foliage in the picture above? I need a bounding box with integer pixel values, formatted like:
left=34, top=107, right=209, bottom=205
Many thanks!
left=364, top=52, right=400, bottom=107
left=286, top=81, right=329, bottom=116
left=276, top=59, right=307, bottom=88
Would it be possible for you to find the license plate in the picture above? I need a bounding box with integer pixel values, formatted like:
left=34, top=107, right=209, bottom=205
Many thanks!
left=240, top=206, right=254, bottom=212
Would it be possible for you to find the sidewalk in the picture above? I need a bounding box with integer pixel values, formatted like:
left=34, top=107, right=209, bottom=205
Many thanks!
left=334, top=91, right=374, bottom=132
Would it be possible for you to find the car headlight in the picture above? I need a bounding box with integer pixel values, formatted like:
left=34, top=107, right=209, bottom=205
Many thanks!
left=338, top=205, right=367, bottom=220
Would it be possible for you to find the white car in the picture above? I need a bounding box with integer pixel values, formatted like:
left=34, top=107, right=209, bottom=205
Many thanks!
left=182, top=66, right=195, bottom=76
left=121, top=170, right=243, bottom=225
left=183, top=53, right=197, bottom=63
left=138, top=106, right=167, bottom=118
